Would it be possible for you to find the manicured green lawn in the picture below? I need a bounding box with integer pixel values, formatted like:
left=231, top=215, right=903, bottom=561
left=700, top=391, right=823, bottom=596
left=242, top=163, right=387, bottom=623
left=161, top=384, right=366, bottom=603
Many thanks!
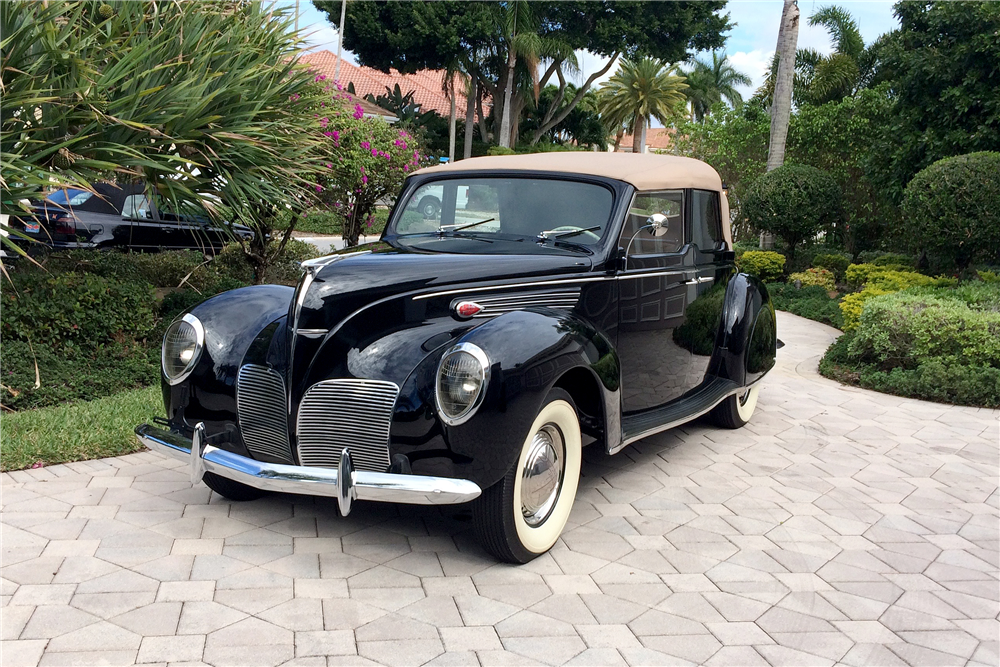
left=277, top=208, right=391, bottom=236
left=2, top=385, right=160, bottom=472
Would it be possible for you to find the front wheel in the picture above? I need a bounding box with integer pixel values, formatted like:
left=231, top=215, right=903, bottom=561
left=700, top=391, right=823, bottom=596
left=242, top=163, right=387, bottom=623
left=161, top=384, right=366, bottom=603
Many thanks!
left=474, top=388, right=582, bottom=563
left=711, top=384, right=760, bottom=429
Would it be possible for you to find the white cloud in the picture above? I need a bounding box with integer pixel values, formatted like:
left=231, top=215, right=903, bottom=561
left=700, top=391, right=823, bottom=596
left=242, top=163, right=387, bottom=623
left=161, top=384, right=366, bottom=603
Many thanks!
left=727, top=49, right=775, bottom=99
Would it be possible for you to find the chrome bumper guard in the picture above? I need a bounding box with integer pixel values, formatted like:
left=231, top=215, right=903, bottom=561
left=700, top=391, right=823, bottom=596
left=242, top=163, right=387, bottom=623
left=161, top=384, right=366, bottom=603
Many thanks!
left=135, top=422, right=482, bottom=516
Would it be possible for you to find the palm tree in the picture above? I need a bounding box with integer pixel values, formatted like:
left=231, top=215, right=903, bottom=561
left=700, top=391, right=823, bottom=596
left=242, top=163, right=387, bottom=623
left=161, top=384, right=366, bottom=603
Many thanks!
left=767, top=0, right=799, bottom=172
left=683, top=52, right=753, bottom=122
left=598, top=58, right=689, bottom=154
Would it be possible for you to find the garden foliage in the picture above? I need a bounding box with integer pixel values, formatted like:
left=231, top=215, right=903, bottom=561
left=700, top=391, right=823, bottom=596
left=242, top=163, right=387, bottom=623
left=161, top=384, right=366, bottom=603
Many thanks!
left=901, top=152, right=1000, bottom=272
left=769, top=283, right=844, bottom=329
left=737, top=251, right=786, bottom=283
left=742, top=164, right=842, bottom=260
left=811, top=253, right=850, bottom=281
left=788, top=268, right=835, bottom=291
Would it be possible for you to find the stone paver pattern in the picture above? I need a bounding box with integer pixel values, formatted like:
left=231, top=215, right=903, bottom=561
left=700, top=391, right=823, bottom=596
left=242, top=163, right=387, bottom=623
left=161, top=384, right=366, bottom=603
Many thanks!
left=2, top=312, right=998, bottom=666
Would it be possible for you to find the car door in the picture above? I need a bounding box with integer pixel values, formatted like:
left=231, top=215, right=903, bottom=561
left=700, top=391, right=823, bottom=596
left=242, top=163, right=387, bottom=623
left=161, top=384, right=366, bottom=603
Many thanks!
left=616, top=190, right=702, bottom=413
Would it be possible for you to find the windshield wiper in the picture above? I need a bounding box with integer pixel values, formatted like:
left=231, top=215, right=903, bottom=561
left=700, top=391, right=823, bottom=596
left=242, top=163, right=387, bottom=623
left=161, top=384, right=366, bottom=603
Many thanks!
left=537, top=225, right=602, bottom=241
left=439, top=217, right=495, bottom=233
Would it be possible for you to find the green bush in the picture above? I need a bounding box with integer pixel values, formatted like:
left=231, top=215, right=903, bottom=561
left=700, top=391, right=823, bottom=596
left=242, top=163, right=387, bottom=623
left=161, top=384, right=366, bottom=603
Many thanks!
left=870, top=253, right=915, bottom=268
left=0, top=340, right=157, bottom=411
left=1, top=271, right=156, bottom=352
left=486, top=146, right=516, bottom=156
left=821, top=331, right=1000, bottom=408
left=848, top=290, right=1000, bottom=369
left=811, top=253, right=851, bottom=280
left=789, top=268, right=835, bottom=291
left=742, top=163, right=842, bottom=259
left=738, top=250, right=786, bottom=282
left=902, top=151, right=1000, bottom=271
left=769, top=283, right=844, bottom=329
left=212, top=239, right=320, bottom=286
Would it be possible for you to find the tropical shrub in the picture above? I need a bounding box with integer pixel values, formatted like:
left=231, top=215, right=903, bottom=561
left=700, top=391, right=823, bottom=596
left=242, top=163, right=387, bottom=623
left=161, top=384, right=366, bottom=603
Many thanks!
left=486, top=146, right=516, bottom=156
left=742, top=163, right=842, bottom=259
left=902, top=152, right=1000, bottom=271
left=789, top=268, right=835, bottom=291
left=811, top=253, right=850, bottom=281
left=738, top=250, right=786, bottom=282
left=840, top=265, right=955, bottom=329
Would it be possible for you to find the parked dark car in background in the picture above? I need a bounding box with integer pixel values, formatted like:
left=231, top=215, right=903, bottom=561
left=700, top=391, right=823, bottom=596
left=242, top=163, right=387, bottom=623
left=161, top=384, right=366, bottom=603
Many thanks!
left=137, top=153, right=777, bottom=563
left=8, top=181, right=252, bottom=252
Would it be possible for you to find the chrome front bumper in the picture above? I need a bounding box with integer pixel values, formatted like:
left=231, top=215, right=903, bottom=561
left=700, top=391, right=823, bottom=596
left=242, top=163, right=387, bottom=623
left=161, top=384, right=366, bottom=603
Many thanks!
left=135, top=423, right=482, bottom=516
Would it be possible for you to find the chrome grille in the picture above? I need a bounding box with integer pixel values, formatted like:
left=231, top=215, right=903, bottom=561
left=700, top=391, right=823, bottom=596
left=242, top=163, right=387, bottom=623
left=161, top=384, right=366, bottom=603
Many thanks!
left=237, top=364, right=294, bottom=463
left=467, top=289, right=581, bottom=318
left=296, top=379, right=399, bottom=472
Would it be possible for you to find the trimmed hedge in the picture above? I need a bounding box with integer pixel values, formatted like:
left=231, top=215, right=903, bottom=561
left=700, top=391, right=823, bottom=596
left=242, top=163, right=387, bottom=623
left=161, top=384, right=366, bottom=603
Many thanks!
left=811, top=253, right=850, bottom=281
left=789, top=268, right=835, bottom=291
left=738, top=250, right=786, bottom=282
left=841, top=263, right=956, bottom=329
left=742, top=163, right=842, bottom=258
left=820, top=283, right=1000, bottom=407
left=902, top=151, right=1000, bottom=272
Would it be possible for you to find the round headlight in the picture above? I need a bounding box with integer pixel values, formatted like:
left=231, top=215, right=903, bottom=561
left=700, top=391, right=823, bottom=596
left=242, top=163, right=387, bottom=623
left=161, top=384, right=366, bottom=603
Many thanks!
left=436, top=343, right=490, bottom=425
left=162, top=313, right=205, bottom=385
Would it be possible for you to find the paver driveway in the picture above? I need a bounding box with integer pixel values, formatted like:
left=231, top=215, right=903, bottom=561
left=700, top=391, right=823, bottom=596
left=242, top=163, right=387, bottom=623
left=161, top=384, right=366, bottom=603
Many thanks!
left=2, top=312, right=998, bottom=667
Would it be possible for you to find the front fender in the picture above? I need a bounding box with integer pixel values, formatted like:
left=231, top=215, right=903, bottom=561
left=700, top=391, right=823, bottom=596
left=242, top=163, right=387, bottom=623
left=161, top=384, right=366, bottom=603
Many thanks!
left=164, top=285, right=294, bottom=433
left=439, top=308, right=619, bottom=490
left=708, top=273, right=776, bottom=386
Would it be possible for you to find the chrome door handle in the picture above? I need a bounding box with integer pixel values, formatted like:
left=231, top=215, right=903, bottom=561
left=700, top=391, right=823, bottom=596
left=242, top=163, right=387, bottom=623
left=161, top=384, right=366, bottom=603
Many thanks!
left=685, top=276, right=714, bottom=285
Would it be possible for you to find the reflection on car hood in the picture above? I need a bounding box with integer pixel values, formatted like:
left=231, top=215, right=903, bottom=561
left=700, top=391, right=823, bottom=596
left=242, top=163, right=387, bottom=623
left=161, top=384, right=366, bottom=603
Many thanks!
left=295, top=241, right=593, bottom=331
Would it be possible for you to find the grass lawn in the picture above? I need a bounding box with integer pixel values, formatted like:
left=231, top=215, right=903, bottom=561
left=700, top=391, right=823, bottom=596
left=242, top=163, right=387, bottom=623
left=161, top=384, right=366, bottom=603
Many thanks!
left=279, top=208, right=391, bottom=236
left=2, top=385, right=160, bottom=472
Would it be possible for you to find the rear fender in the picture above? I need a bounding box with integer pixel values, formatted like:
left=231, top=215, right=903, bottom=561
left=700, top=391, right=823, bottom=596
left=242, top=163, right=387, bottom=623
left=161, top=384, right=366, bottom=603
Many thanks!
left=708, top=273, right=776, bottom=386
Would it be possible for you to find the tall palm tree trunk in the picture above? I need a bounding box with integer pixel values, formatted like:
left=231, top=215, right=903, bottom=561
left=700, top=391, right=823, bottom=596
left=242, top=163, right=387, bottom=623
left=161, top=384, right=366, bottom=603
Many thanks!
left=448, top=79, right=456, bottom=162
left=463, top=72, right=476, bottom=159
left=498, top=45, right=516, bottom=148
left=632, top=113, right=645, bottom=154
left=767, top=0, right=799, bottom=172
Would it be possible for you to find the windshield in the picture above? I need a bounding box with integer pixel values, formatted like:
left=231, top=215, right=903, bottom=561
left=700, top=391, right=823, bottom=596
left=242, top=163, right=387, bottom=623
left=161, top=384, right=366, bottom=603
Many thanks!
left=47, top=189, right=93, bottom=207
left=391, top=177, right=615, bottom=247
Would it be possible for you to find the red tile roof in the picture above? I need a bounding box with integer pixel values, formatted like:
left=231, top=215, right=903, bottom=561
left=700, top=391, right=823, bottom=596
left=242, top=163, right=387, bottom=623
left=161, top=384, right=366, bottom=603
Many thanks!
left=617, top=127, right=676, bottom=152
left=300, top=50, right=466, bottom=118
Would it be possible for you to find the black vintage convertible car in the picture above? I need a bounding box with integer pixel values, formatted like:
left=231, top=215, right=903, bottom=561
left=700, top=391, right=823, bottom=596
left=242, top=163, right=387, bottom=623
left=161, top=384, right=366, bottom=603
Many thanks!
left=137, top=153, right=776, bottom=563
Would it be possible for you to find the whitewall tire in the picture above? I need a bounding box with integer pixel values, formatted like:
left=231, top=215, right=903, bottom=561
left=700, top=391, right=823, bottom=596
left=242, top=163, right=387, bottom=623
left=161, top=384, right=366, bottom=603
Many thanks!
left=474, top=388, right=582, bottom=563
left=711, top=384, right=761, bottom=429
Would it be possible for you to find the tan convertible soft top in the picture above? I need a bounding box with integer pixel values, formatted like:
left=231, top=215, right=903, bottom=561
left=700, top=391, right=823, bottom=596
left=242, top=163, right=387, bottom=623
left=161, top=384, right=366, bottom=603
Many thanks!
left=414, top=152, right=732, bottom=245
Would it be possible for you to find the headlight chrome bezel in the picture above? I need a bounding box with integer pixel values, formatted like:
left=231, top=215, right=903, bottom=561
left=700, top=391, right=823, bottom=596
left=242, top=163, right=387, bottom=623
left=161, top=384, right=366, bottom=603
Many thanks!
left=162, top=313, right=205, bottom=385
left=435, top=342, right=490, bottom=426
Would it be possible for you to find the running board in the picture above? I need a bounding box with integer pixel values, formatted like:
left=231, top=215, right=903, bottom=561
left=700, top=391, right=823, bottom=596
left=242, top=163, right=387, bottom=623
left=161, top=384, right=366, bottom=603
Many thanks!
left=614, top=377, right=740, bottom=453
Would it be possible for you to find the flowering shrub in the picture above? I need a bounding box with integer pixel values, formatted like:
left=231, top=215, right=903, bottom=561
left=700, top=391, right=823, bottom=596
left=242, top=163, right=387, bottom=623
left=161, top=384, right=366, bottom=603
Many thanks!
left=313, top=82, right=430, bottom=246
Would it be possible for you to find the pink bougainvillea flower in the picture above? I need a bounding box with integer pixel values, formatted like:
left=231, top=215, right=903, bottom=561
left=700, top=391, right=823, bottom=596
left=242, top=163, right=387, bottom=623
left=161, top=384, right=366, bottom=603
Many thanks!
left=315, top=184, right=323, bottom=193
left=353, top=104, right=364, bottom=119
left=31, top=461, right=44, bottom=469
left=362, top=175, right=368, bottom=184
left=360, top=141, right=370, bottom=150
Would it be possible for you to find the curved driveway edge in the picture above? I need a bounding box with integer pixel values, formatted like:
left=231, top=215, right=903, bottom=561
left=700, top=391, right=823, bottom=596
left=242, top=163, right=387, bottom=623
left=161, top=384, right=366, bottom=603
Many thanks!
left=2, top=311, right=998, bottom=667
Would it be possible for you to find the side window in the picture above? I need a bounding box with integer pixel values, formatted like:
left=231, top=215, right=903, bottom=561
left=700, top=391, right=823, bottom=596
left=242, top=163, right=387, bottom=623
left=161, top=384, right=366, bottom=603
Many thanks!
left=621, top=190, right=684, bottom=256
left=121, top=194, right=150, bottom=220
left=691, top=189, right=722, bottom=252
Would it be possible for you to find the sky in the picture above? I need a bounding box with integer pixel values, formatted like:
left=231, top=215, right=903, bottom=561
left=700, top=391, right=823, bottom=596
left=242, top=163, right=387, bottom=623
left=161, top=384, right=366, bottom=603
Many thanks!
left=292, top=1, right=901, bottom=101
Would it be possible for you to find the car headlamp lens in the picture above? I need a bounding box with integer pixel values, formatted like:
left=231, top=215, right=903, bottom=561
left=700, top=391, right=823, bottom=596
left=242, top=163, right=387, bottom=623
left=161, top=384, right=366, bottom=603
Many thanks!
left=162, top=313, right=205, bottom=384
left=436, top=343, right=490, bottom=425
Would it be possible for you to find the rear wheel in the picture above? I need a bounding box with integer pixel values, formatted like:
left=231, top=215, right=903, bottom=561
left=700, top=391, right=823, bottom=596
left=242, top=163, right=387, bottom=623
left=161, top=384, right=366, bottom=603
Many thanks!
left=711, top=385, right=760, bottom=429
left=202, top=471, right=267, bottom=501
left=474, top=388, right=581, bottom=563
left=418, top=196, right=441, bottom=219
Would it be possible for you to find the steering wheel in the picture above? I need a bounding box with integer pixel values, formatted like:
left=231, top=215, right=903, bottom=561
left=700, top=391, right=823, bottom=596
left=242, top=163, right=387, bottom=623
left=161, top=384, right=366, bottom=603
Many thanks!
left=547, top=225, right=602, bottom=242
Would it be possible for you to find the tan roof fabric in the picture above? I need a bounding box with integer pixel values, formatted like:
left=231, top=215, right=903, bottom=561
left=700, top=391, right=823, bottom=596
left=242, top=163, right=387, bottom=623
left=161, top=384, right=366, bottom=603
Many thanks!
left=414, top=152, right=733, bottom=246
left=415, top=153, right=722, bottom=192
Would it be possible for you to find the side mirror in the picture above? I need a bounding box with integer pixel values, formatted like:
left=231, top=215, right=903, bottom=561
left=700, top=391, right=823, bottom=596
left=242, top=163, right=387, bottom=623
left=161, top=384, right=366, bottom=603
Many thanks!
left=646, top=213, right=670, bottom=237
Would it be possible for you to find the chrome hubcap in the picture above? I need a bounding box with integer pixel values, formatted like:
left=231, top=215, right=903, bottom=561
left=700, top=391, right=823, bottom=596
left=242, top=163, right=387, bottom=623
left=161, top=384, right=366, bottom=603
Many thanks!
left=739, top=388, right=753, bottom=406
left=521, top=424, right=564, bottom=526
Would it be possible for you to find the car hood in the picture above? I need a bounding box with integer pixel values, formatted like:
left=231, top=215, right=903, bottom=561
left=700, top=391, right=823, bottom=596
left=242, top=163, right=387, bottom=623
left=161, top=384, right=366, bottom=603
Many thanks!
left=294, top=241, right=594, bottom=331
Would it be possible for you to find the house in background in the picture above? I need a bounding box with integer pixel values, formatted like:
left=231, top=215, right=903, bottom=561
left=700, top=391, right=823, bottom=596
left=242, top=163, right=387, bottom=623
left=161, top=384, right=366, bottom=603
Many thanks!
left=300, top=50, right=467, bottom=118
left=612, top=127, right=676, bottom=154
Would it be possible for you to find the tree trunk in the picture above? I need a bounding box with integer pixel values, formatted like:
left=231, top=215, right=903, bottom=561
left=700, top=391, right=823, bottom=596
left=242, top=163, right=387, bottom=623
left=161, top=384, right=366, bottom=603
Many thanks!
left=476, top=80, right=488, bottom=143
left=632, top=114, right=645, bottom=154
left=509, top=92, right=523, bottom=148
left=448, top=80, right=456, bottom=162
left=767, top=0, right=799, bottom=172
left=498, top=44, right=516, bottom=148
left=613, top=129, right=623, bottom=152
left=463, top=73, right=476, bottom=159
left=527, top=52, right=620, bottom=146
